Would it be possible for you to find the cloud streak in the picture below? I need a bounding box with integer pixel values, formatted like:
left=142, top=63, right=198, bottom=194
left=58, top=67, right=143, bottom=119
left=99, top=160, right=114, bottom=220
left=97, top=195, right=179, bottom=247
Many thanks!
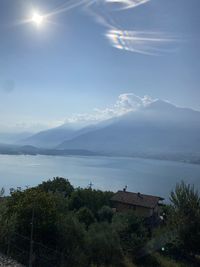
left=86, top=0, right=176, bottom=55
left=103, top=0, right=150, bottom=10
left=105, top=29, right=175, bottom=55
left=46, top=0, right=150, bottom=17
left=46, top=0, right=94, bottom=17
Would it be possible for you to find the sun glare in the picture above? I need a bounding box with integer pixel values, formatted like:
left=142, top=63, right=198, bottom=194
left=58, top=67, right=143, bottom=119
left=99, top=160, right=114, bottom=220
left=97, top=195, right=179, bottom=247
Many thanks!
left=32, top=12, right=44, bottom=26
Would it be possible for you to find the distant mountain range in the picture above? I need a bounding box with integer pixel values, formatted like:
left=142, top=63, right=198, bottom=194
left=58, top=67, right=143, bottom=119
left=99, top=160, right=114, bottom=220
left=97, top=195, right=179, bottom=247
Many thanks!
left=1, top=99, right=200, bottom=163
left=18, top=117, right=114, bottom=148
left=0, top=132, right=32, bottom=144
left=0, top=143, right=99, bottom=157
left=57, top=100, right=200, bottom=156
left=19, top=126, right=80, bottom=148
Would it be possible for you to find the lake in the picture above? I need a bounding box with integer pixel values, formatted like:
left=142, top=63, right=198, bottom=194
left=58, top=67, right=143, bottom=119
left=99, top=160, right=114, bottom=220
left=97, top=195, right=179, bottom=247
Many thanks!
left=0, top=154, right=200, bottom=200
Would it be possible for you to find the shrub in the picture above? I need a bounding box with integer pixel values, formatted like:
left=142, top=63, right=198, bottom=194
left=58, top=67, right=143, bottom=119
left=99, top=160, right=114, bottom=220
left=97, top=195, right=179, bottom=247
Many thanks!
left=87, top=222, right=124, bottom=267
left=98, top=205, right=114, bottom=223
left=76, top=207, right=96, bottom=228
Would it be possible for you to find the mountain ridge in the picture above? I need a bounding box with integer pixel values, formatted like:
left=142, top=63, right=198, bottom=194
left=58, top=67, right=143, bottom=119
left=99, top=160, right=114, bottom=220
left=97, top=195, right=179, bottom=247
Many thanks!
left=14, top=99, right=200, bottom=159
left=57, top=100, right=200, bottom=155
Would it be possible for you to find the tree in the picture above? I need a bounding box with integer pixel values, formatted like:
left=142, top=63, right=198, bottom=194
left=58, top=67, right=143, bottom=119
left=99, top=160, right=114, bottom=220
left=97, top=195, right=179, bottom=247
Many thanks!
left=6, top=187, right=61, bottom=265
left=56, top=214, right=88, bottom=267
left=76, top=207, right=95, bottom=228
left=98, top=205, right=114, bottom=223
left=38, top=177, right=74, bottom=197
left=0, top=187, right=5, bottom=197
left=68, top=188, right=114, bottom=214
left=112, top=212, right=148, bottom=260
left=87, top=222, right=124, bottom=267
left=169, top=181, right=200, bottom=256
left=0, top=192, right=17, bottom=256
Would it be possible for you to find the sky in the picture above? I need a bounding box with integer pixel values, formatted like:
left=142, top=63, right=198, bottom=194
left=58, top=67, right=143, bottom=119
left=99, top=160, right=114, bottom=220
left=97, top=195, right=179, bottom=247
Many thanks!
left=0, top=0, right=200, bottom=132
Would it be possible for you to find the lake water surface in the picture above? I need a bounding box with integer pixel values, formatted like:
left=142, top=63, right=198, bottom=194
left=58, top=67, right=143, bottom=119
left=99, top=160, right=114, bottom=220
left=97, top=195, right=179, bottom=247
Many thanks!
left=0, top=155, right=200, bottom=200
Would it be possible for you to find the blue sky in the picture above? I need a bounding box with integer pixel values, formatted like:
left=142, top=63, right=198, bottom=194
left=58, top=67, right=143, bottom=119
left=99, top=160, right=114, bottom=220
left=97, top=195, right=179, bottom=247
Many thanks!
left=0, top=0, right=200, bottom=132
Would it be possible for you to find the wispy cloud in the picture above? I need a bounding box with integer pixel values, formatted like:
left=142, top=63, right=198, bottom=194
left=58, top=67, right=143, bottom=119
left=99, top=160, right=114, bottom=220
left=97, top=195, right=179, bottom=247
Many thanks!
left=64, top=93, right=156, bottom=126
left=46, top=0, right=150, bottom=16
left=103, top=0, right=150, bottom=10
left=43, top=0, right=177, bottom=56
left=86, top=0, right=176, bottom=55
left=105, top=29, right=175, bottom=55
left=46, top=0, right=94, bottom=17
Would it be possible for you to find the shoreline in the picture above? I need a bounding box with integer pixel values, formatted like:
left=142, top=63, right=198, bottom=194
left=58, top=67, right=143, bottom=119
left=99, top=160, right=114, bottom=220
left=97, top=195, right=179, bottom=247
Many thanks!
left=0, top=151, right=199, bottom=166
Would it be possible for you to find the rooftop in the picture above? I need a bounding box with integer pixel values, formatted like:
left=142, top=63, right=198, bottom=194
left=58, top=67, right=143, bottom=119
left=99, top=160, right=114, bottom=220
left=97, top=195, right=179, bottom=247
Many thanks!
left=111, top=190, right=164, bottom=209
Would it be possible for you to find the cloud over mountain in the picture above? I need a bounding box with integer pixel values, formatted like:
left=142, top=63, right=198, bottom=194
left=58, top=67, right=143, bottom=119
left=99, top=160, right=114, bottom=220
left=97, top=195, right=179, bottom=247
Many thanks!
left=64, top=93, right=156, bottom=125
left=58, top=99, right=200, bottom=156
left=19, top=92, right=200, bottom=155
left=18, top=93, right=157, bottom=147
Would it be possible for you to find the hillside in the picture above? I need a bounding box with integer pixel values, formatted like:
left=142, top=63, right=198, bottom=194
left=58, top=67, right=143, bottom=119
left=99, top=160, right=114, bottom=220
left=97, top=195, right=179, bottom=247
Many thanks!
left=18, top=123, right=104, bottom=148
left=0, top=178, right=199, bottom=267
left=18, top=126, right=78, bottom=148
left=57, top=100, right=200, bottom=156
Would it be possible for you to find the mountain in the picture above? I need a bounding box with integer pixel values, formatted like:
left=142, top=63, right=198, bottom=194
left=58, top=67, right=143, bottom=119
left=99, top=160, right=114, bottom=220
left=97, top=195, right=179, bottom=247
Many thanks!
left=0, top=143, right=100, bottom=156
left=0, top=143, right=38, bottom=155
left=17, top=99, right=200, bottom=160
left=18, top=117, right=116, bottom=148
left=19, top=124, right=100, bottom=148
left=57, top=100, right=200, bottom=156
left=0, top=132, right=32, bottom=144
left=18, top=126, right=77, bottom=148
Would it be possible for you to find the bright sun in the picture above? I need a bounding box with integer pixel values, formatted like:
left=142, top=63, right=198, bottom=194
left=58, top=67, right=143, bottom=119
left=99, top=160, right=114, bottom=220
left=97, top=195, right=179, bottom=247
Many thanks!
left=32, top=12, right=44, bottom=26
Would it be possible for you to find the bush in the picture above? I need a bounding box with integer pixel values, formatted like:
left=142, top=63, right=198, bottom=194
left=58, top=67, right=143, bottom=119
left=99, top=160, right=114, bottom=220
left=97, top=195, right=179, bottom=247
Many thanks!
left=56, top=214, right=88, bottom=267
left=68, top=188, right=114, bottom=214
left=87, top=222, right=124, bottom=267
left=38, top=177, right=74, bottom=197
left=76, top=207, right=96, bottom=228
left=98, top=205, right=114, bottom=223
left=112, top=212, right=148, bottom=260
left=2, top=179, right=199, bottom=267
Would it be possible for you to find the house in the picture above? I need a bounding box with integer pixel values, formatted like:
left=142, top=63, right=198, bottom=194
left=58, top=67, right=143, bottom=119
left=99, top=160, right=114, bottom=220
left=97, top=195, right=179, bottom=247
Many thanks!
left=111, top=189, right=164, bottom=218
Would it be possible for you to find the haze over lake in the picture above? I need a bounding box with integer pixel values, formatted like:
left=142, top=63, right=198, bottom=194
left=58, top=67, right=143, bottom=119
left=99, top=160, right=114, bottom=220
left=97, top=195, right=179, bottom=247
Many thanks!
left=0, top=155, right=199, bottom=200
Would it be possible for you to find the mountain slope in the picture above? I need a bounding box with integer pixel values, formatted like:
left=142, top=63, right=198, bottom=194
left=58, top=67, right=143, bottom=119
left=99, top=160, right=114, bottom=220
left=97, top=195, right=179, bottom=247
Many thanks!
left=57, top=100, right=200, bottom=156
left=0, top=132, right=32, bottom=144
left=19, top=126, right=77, bottom=148
left=19, top=116, right=118, bottom=148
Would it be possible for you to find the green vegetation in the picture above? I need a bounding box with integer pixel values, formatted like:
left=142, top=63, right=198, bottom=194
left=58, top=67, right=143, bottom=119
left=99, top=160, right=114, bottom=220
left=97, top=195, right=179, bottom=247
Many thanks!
left=0, top=177, right=200, bottom=267
left=169, top=182, right=200, bottom=256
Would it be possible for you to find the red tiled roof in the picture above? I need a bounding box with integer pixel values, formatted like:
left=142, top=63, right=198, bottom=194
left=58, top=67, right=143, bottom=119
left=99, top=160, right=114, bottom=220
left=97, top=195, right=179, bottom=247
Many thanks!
left=111, top=190, right=164, bottom=209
